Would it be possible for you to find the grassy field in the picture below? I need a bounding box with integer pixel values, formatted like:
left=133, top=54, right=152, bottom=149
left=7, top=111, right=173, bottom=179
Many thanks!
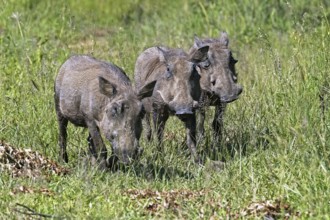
left=1, top=0, right=329, bottom=218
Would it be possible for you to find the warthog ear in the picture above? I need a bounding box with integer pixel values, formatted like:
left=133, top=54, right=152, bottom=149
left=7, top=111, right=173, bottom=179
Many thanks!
left=157, top=47, right=169, bottom=64
left=189, top=45, right=209, bottom=63
left=99, top=76, right=117, bottom=97
left=137, top=80, right=157, bottom=100
left=194, top=34, right=202, bottom=48
left=219, top=31, right=229, bottom=47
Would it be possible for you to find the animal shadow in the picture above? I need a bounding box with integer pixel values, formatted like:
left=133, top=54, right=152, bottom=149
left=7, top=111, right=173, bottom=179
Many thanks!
left=199, top=126, right=271, bottom=162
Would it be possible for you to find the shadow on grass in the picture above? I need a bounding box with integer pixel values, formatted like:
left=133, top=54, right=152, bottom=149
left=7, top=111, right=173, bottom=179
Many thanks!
left=199, top=126, right=272, bottom=162
left=74, top=137, right=197, bottom=180
left=74, top=123, right=273, bottom=180
left=111, top=161, right=196, bottom=181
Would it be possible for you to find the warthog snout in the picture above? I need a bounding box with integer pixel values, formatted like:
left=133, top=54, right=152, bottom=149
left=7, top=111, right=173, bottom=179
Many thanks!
left=213, top=84, right=243, bottom=103
left=175, top=107, right=194, bottom=115
left=110, top=134, right=143, bottom=165
left=110, top=140, right=142, bottom=165
left=169, top=100, right=195, bottom=115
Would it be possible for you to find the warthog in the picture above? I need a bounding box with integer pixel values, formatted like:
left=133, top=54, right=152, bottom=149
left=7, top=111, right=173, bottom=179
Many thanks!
left=134, top=46, right=209, bottom=163
left=54, top=55, right=156, bottom=168
left=188, top=32, right=243, bottom=147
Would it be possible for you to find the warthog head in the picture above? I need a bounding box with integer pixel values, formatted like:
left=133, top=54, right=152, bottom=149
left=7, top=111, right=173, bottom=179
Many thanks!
left=97, top=76, right=156, bottom=164
left=189, top=32, right=243, bottom=103
left=152, top=46, right=209, bottom=116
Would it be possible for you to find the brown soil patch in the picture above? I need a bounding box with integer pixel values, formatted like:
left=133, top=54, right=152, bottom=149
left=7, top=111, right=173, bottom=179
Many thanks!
left=0, top=141, right=69, bottom=178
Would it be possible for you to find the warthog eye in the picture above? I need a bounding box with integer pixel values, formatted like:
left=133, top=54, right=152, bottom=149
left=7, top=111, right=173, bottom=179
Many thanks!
left=165, top=67, right=172, bottom=79
left=199, top=60, right=210, bottom=69
left=111, top=106, right=118, bottom=117
left=109, top=103, right=122, bottom=117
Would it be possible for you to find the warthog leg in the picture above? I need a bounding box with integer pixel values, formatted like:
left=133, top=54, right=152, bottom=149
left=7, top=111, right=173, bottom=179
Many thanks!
left=55, top=94, right=69, bottom=163
left=86, top=120, right=108, bottom=169
left=145, top=113, right=153, bottom=141
left=152, top=109, right=169, bottom=152
left=57, top=115, right=68, bottom=163
left=212, top=103, right=227, bottom=157
left=87, top=134, right=95, bottom=156
left=180, top=114, right=201, bottom=164
left=196, top=107, right=206, bottom=142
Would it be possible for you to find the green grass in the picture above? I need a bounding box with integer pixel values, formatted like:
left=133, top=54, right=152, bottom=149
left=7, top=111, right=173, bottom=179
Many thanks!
left=1, top=0, right=330, bottom=218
